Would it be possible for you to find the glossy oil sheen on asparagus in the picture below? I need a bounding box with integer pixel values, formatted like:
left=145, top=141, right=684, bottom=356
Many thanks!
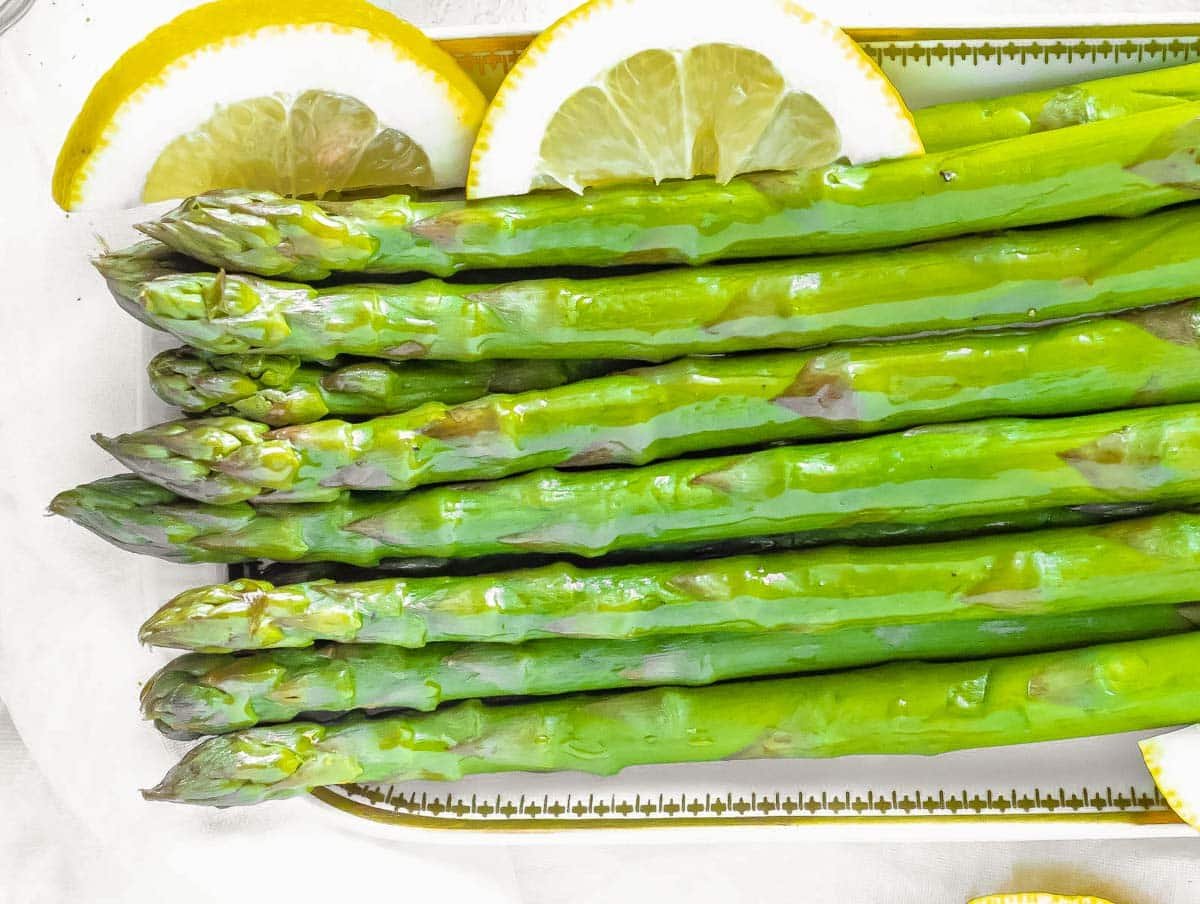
left=103, top=205, right=1200, bottom=361
left=912, top=61, right=1200, bottom=151
left=143, top=632, right=1200, bottom=805
left=147, top=347, right=625, bottom=426
left=137, top=511, right=1200, bottom=650
left=142, top=605, right=1200, bottom=734
left=100, top=301, right=1200, bottom=504
left=51, top=403, right=1200, bottom=564
left=137, top=103, right=1200, bottom=279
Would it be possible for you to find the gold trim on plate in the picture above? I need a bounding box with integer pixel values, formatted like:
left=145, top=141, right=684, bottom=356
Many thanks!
left=442, top=28, right=1200, bottom=96
left=312, top=784, right=1182, bottom=831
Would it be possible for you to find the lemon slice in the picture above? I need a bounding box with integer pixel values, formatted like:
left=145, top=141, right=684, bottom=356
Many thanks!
left=467, top=0, right=921, bottom=199
left=53, top=0, right=486, bottom=210
left=969, top=896, right=1115, bottom=904
left=1140, top=724, right=1200, bottom=831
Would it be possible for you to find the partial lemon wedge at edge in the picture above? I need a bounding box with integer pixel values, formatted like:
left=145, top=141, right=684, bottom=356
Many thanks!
left=968, top=895, right=1117, bottom=904
left=1140, top=723, right=1200, bottom=831
left=467, top=0, right=921, bottom=199
left=53, top=0, right=486, bottom=210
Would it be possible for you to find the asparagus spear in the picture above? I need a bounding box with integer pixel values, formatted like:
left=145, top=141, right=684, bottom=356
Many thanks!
left=101, top=302, right=1200, bottom=504
left=137, top=511, right=1200, bottom=651
left=54, top=471, right=1159, bottom=569
left=137, top=103, right=1200, bottom=279
left=142, top=605, right=1200, bottom=735
left=144, top=631, right=1200, bottom=806
left=104, top=205, right=1200, bottom=361
left=913, top=61, right=1200, bottom=151
left=147, top=347, right=625, bottom=426
left=55, top=403, right=1200, bottom=564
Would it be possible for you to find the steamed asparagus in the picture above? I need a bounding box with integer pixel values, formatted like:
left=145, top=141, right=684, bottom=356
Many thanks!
left=142, top=605, right=1200, bottom=735
left=55, top=472, right=1159, bottom=570
left=144, top=631, right=1200, bottom=806
left=138, top=103, right=1200, bottom=279
left=137, top=511, right=1200, bottom=651
left=913, top=61, right=1200, bottom=151
left=52, top=404, right=1200, bottom=565
left=147, top=347, right=625, bottom=426
left=104, top=205, right=1200, bottom=361
left=103, top=302, right=1200, bottom=503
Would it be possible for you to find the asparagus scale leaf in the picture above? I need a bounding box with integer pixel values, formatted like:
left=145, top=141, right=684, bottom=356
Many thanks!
left=147, top=347, right=626, bottom=426
left=143, top=605, right=1200, bottom=735
left=102, top=301, right=1200, bottom=504
left=143, top=631, right=1200, bottom=806
left=137, top=103, right=1200, bottom=279
left=51, top=404, right=1200, bottom=565
left=137, top=511, right=1200, bottom=651
left=106, top=204, right=1200, bottom=361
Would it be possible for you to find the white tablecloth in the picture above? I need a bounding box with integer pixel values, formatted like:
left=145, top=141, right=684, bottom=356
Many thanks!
left=5, top=2, right=1200, bottom=901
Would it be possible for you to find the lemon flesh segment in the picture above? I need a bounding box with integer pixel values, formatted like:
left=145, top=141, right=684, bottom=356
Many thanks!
left=536, top=43, right=841, bottom=191
left=1140, top=723, right=1200, bottom=831
left=144, top=89, right=432, bottom=201
left=968, top=895, right=1116, bottom=904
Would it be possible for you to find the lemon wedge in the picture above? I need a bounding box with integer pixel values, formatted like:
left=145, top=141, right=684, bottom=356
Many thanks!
left=53, top=0, right=486, bottom=210
left=1140, top=724, right=1200, bottom=831
left=467, top=0, right=921, bottom=199
left=969, top=896, right=1116, bottom=904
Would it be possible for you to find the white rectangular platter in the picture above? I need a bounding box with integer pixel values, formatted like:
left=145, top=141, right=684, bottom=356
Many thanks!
left=290, top=22, right=1200, bottom=840
left=30, top=22, right=1196, bottom=844
left=284, top=24, right=1200, bottom=839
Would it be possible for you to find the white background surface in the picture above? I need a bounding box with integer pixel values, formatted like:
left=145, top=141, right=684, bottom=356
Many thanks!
left=5, top=2, right=1200, bottom=902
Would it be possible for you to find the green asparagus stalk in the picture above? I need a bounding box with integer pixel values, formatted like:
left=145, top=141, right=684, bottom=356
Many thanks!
left=137, top=511, right=1200, bottom=651
left=142, top=604, right=1200, bottom=735
left=913, top=61, right=1200, bottom=151
left=105, top=204, right=1200, bottom=361
left=53, top=472, right=1158, bottom=569
left=144, top=631, right=1200, bottom=806
left=137, top=103, right=1200, bottom=279
left=101, top=301, right=1200, bottom=504
left=147, top=347, right=625, bottom=426
left=53, top=403, right=1200, bottom=564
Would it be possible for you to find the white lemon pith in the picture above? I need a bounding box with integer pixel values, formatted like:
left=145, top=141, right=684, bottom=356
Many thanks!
left=467, top=0, right=921, bottom=199
left=53, top=0, right=486, bottom=209
left=968, top=895, right=1116, bottom=904
left=1140, top=723, right=1200, bottom=830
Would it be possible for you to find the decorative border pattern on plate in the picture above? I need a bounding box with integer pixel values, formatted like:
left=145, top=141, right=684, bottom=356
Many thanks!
left=863, top=37, right=1199, bottom=67
left=314, top=783, right=1180, bottom=830
left=316, top=25, right=1199, bottom=831
left=442, top=28, right=1200, bottom=95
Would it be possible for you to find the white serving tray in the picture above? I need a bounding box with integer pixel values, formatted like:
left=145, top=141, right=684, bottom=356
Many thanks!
left=5, top=19, right=1198, bottom=847
left=307, top=24, right=1200, bottom=838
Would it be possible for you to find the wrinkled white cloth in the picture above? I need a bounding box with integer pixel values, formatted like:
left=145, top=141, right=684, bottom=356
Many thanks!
left=5, top=2, right=1200, bottom=902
